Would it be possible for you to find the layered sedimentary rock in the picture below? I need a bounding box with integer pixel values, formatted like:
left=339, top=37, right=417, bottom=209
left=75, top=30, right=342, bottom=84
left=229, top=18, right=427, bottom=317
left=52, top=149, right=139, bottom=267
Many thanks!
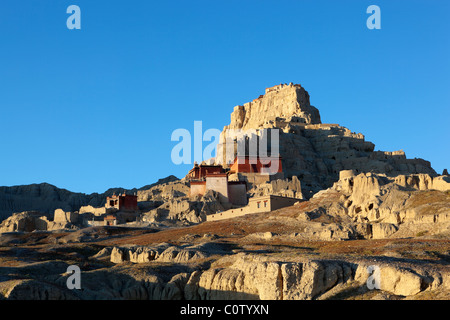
left=249, top=175, right=303, bottom=199
left=109, top=243, right=220, bottom=264
left=227, top=83, right=321, bottom=131
left=4, top=248, right=447, bottom=300
left=0, top=211, right=73, bottom=233
left=216, top=84, right=437, bottom=198
left=311, top=171, right=450, bottom=239
left=0, top=176, right=180, bottom=222
left=333, top=171, right=450, bottom=221
left=142, top=190, right=229, bottom=224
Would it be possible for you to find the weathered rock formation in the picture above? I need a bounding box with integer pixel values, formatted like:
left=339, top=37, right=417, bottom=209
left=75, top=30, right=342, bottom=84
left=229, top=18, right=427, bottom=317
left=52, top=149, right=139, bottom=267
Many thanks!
left=0, top=176, right=180, bottom=222
left=109, top=242, right=222, bottom=264
left=227, top=83, right=321, bottom=131
left=53, top=208, right=79, bottom=224
left=311, top=171, right=450, bottom=239
left=142, top=190, right=229, bottom=224
left=229, top=171, right=450, bottom=242
left=0, top=211, right=73, bottom=233
left=216, top=84, right=437, bottom=198
left=249, top=175, right=303, bottom=199
left=3, top=249, right=448, bottom=300
left=137, top=178, right=189, bottom=202
left=188, top=253, right=449, bottom=299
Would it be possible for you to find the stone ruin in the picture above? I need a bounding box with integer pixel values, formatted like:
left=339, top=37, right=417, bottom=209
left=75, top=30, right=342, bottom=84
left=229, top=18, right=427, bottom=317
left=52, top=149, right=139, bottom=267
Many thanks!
left=215, top=83, right=437, bottom=198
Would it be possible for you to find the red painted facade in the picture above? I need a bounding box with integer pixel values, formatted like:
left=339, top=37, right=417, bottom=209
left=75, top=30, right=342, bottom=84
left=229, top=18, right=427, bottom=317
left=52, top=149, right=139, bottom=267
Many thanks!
left=229, top=155, right=283, bottom=175
left=186, top=163, right=225, bottom=180
left=106, top=193, right=138, bottom=212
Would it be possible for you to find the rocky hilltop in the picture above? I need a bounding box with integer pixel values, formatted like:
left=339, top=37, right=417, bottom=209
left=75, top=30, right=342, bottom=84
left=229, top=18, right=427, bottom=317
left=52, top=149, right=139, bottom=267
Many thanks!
left=227, top=83, right=321, bottom=130
left=217, top=83, right=437, bottom=197
left=0, top=83, right=440, bottom=223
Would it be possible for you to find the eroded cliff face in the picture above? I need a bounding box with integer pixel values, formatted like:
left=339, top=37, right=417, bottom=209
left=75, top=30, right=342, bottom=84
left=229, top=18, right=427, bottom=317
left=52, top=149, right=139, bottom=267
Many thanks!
left=227, top=83, right=321, bottom=131
left=216, top=84, right=437, bottom=198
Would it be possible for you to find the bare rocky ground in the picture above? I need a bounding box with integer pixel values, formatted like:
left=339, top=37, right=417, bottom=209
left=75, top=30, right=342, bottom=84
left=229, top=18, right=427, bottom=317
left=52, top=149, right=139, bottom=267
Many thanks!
left=1, top=187, right=448, bottom=300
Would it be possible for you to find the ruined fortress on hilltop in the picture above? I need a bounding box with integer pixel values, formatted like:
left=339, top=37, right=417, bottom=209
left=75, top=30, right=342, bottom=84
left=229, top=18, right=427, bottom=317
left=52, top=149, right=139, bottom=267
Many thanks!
left=214, top=83, right=437, bottom=198
left=0, top=82, right=442, bottom=228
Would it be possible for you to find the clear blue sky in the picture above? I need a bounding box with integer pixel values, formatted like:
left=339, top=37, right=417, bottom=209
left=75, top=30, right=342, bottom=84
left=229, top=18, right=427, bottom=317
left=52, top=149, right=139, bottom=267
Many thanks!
left=0, top=0, right=449, bottom=194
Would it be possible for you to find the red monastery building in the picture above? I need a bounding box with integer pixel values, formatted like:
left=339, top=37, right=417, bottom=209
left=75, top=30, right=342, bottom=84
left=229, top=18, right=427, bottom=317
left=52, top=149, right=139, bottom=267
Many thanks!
left=186, top=155, right=283, bottom=207
left=105, top=193, right=138, bottom=212
left=229, top=155, right=283, bottom=175
left=186, top=162, right=225, bottom=181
